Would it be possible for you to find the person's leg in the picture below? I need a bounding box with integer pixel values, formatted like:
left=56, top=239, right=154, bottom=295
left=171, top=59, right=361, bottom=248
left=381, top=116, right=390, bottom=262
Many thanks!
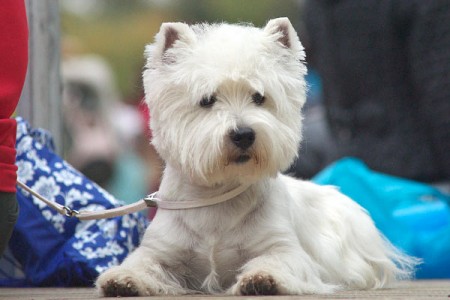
left=0, top=193, right=19, bottom=256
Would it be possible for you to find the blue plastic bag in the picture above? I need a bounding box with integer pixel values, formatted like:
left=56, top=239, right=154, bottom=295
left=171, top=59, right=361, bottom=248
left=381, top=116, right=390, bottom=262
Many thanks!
left=313, top=158, right=450, bottom=278
left=0, top=117, right=148, bottom=286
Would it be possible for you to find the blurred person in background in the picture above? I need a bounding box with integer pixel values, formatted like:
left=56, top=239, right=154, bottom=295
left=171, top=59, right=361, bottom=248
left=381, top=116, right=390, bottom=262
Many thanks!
left=62, top=55, right=120, bottom=188
left=291, top=0, right=450, bottom=191
left=61, top=51, right=161, bottom=207
left=0, top=0, right=28, bottom=256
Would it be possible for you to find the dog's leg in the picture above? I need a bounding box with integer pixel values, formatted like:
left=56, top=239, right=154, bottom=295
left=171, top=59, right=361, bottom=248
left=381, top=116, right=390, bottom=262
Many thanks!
left=95, top=246, right=188, bottom=297
left=229, top=251, right=339, bottom=295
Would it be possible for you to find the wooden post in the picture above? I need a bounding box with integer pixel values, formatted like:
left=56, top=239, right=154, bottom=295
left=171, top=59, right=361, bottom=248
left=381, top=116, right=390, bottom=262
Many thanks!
left=18, top=0, right=62, bottom=154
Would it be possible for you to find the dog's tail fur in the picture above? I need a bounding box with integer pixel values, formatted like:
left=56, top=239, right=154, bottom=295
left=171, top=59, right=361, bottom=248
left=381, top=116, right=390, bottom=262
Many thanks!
left=383, top=236, right=422, bottom=285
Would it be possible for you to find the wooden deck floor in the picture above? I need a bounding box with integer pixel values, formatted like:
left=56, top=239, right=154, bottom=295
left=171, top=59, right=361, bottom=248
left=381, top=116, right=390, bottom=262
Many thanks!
left=0, top=281, right=449, bottom=300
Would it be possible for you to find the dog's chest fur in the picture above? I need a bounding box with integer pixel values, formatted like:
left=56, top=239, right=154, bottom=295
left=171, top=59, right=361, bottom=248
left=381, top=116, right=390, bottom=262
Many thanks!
left=146, top=180, right=279, bottom=291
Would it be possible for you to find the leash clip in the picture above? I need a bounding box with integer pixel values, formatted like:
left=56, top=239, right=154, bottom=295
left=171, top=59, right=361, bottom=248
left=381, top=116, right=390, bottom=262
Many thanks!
left=144, top=192, right=159, bottom=208
left=63, top=206, right=80, bottom=218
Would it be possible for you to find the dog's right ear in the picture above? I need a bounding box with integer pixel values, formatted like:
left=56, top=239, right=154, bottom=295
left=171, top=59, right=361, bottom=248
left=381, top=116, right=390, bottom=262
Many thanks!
left=264, top=18, right=303, bottom=52
left=151, top=22, right=196, bottom=64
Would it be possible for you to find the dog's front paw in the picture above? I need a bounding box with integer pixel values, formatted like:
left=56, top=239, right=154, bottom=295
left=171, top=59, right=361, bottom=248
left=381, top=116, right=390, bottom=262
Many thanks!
left=102, top=278, right=139, bottom=297
left=234, top=272, right=278, bottom=295
left=96, top=266, right=149, bottom=297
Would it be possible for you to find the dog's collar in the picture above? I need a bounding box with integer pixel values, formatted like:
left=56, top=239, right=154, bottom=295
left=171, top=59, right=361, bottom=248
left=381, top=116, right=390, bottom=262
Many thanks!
left=144, top=183, right=251, bottom=210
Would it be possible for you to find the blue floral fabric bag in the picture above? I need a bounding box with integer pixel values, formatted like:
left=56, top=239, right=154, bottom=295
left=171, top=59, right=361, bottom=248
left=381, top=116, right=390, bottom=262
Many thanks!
left=0, top=117, right=148, bottom=287
left=313, top=158, right=450, bottom=278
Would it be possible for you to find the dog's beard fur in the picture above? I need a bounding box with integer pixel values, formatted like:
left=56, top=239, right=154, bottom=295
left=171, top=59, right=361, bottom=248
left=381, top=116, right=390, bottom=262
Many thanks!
left=96, top=18, right=418, bottom=297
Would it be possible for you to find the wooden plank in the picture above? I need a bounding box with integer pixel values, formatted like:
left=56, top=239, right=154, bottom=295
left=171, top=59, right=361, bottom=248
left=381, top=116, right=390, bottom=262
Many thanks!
left=0, top=281, right=449, bottom=300
left=18, top=0, right=62, bottom=154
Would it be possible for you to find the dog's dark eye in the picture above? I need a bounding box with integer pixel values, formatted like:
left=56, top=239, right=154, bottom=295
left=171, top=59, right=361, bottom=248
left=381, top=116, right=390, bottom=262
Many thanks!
left=252, top=92, right=265, bottom=105
left=200, top=95, right=217, bottom=108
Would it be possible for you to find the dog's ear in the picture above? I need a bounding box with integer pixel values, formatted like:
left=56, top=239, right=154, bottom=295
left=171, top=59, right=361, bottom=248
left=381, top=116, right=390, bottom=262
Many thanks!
left=152, top=22, right=196, bottom=64
left=264, top=17, right=298, bottom=49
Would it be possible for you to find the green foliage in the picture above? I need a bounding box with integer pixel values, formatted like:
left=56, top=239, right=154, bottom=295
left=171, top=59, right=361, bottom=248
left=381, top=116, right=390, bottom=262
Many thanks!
left=174, top=0, right=299, bottom=26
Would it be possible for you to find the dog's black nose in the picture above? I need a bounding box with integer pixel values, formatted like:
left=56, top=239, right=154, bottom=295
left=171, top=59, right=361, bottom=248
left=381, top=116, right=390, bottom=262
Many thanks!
left=229, top=127, right=255, bottom=150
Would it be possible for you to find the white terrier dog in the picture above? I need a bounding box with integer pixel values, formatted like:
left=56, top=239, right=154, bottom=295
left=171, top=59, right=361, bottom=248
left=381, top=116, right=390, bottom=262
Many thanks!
left=96, top=18, right=416, bottom=296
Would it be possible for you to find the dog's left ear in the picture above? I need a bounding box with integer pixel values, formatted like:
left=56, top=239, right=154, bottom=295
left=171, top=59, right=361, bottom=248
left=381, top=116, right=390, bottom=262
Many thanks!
left=264, top=17, right=299, bottom=50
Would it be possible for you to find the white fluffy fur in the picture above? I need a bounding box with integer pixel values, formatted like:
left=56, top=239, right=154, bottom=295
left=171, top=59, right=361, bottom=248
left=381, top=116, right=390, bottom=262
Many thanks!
left=96, top=18, right=417, bottom=296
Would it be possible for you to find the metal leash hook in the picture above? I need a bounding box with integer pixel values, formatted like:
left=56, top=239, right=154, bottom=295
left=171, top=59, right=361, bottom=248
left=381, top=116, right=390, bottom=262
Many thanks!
left=63, top=206, right=80, bottom=218
left=143, top=192, right=159, bottom=208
